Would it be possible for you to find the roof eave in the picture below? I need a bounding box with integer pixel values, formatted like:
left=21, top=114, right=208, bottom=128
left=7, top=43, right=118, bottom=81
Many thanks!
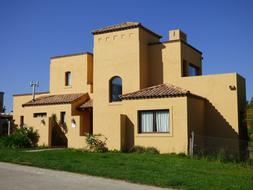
left=92, top=24, right=162, bottom=39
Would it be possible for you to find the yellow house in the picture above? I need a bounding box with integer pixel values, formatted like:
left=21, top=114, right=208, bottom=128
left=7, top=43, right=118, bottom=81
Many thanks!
left=13, top=22, right=247, bottom=154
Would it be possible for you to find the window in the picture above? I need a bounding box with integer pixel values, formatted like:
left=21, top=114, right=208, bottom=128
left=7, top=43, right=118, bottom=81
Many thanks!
left=182, top=60, right=201, bottom=77
left=188, top=64, right=199, bottom=76
left=138, top=110, right=170, bottom=133
left=60, top=112, right=66, bottom=124
left=20, top=116, right=24, bottom=127
left=65, top=71, right=71, bottom=86
left=33, top=112, right=47, bottom=118
left=109, top=76, right=122, bottom=102
left=182, top=60, right=188, bottom=77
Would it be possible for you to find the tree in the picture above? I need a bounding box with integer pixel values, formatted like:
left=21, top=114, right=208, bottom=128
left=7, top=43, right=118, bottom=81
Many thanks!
left=250, top=97, right=253, bottom=106
left=246, top=97, right=253, bottom=144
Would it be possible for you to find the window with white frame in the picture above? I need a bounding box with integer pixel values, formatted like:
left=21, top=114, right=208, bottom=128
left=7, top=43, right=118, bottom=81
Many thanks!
left=138, top=110, right=170, bottom=133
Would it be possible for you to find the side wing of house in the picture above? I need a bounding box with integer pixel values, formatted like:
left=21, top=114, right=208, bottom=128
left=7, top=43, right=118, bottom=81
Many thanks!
left=148, top=31, right=247, bottom=154
left=13, top=53, right=94, bottom=148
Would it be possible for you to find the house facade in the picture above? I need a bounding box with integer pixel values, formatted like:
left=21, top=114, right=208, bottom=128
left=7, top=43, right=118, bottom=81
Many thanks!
left=13, top=22, right=247, bottom=154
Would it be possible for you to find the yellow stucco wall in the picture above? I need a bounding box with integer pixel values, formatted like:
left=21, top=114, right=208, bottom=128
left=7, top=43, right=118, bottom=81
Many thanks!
left=93, top=27, right=143, bottom=150
left=50, top=53, right=93, bottom=95
left=13, top=92, right=49, bottom=127
left=121, top=97, right=189, bottom=154
left=149, top=39, right=245, bottom=139
left=92, top=27, right=162, bottom=150
left=13, top=93, right=89, bottom=148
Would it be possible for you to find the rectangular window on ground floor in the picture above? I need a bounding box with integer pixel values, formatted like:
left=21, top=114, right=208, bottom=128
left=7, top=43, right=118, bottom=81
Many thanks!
left=33, top=112, right=47, bottom=118
left=20, top=116, right=24, bottom=127
left=60, top=112, right=66, bottom=124
left=138, top=110, right=170, bottom=133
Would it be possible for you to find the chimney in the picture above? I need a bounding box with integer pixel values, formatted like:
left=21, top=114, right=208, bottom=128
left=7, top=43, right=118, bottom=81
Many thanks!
left=30, top=81, right=39, bottom=101
left=0, top=92, right=4, bottom=113
left=169, top=29, right=187, bottom=42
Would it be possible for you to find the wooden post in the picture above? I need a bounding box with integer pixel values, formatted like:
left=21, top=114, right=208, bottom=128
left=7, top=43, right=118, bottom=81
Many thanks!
left=7, top=120, right=11, bottom=136
left=189, top=131, right=194, bottom=157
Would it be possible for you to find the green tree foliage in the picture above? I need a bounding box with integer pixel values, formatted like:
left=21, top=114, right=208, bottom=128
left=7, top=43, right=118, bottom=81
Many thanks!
left=0, top=126, right=39, bottom=149
left=246, top=97, right=253, bottom=144
left=85, top=133, right=108, bottom=152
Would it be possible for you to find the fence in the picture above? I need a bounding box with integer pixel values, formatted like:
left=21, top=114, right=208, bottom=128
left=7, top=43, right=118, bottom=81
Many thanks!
left=189, top=131, right=249, bottom=160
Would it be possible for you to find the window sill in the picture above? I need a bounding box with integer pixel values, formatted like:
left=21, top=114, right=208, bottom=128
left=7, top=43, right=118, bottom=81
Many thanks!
left=108, top=101, right=123, bottom=106
left=64, top=85, right=72, bottom=89
left=136, top=133, right=172, bottom=137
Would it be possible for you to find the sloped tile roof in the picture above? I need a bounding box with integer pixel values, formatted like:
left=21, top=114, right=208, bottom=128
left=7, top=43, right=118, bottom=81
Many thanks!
left=22, top=93, right=87, bottom=107
left=120, top=84, right=190, bottom=100
left=79, top=99, right=93, bottom=110
left=93, top=22, right=140, bottom=34
left=92, top=22, right=161, bottom=38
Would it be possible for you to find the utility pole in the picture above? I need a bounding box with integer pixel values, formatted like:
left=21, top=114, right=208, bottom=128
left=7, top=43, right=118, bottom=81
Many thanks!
left=30, top=81, right=39, bottom=101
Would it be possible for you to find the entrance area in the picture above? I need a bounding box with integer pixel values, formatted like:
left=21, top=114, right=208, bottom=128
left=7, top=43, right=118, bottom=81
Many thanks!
left=49, top=114, right=68, bottom=147
left=81, top=108, right=93, bottom=135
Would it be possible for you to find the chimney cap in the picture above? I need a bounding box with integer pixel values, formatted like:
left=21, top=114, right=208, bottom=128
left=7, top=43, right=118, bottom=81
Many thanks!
left=169, top=29, right=187, bottom=42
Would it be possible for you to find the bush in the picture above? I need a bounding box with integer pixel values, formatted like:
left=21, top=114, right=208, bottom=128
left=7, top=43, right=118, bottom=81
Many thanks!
left=129, top=146, right=146, bottom=153
left=129, top=146, right=160, bottom=154
left=85, top=133, right=108, bottom=152
left=145, top=147, right=160, bottom=154
left=0, top=127, right=39, bottom=149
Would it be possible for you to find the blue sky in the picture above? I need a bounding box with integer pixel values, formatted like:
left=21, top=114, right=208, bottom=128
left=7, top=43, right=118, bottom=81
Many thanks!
left=0, top=0, right=252, bottom=112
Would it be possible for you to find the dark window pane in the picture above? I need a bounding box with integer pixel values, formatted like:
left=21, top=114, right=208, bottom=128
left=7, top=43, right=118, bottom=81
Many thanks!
left=188, top=65, right=198, bottom=76
left=183, top=60, right=188, bottom=77
left=110, top=77, right=122, bottom=102
left=65, top=72, right=71, bottom=86
left=60, top=112, right=66, bottom=124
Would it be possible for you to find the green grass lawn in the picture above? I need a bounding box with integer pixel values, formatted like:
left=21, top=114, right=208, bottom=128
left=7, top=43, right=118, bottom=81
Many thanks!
left=0, top=148, right=252, bottom=190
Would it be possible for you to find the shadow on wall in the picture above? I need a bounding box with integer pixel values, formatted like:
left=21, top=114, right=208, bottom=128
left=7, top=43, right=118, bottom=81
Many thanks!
left=195, top=100, right=247, bottom=157
left=148, top=43, right=165, bottom=86
left=49, top=116, right=68, bottom=147
left=120, top=114, right=134, bottom=151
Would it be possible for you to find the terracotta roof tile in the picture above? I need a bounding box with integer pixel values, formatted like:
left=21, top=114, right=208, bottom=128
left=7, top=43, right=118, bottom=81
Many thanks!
left=120, top=84, right=190, bottom=100
left=92, top=22, right=140, bottom=34
left=79, top=99, right=93, bottom=110
left=92, top=22, right=161, bottom=38
left=23, top=93, right=87, bottom=107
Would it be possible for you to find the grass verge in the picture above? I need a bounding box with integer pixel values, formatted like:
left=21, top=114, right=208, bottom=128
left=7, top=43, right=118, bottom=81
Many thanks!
left=0, top=148, right=252, bottom=190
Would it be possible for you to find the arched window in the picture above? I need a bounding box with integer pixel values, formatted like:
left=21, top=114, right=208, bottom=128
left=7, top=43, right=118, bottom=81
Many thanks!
left=109, top=76, right=122, bottom=102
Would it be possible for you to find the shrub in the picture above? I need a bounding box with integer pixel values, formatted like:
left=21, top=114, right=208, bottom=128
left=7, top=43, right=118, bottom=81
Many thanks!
left=145, top=147, right=160, bottom=154
left=129, top=146, right=160, bottom=154
left=0, top=126, right=39, bottom=149
left=129, top=146, right=146, bottom=153
left=85, top=133, right=108, bottom=152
